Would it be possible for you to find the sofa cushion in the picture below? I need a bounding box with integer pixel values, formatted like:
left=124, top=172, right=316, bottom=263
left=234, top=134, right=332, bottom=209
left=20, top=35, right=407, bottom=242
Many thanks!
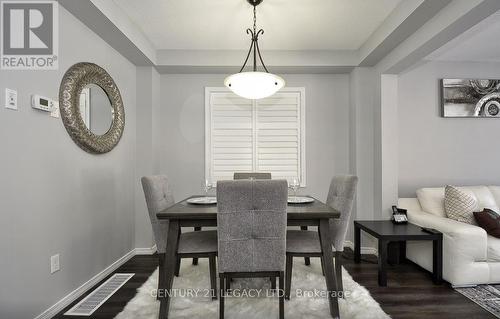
left=416, top=187, right=446, bottom=217
left=487, top=235, right=500, bottom=262
left=417, top=186, right=499, bottom=218
left=474, top=209, right=500, bottom=238
left=445, top=185, right=479, bottom=225
left=487, top=186, right=500, bottom=211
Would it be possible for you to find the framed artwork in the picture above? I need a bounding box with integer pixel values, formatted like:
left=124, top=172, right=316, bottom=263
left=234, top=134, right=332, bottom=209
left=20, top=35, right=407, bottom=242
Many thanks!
left=441, top=79, right=500, bottom=118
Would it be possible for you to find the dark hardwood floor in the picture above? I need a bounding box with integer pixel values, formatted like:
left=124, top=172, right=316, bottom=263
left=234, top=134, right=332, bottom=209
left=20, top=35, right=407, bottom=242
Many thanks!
left=55, top=249, right=493, bottom=319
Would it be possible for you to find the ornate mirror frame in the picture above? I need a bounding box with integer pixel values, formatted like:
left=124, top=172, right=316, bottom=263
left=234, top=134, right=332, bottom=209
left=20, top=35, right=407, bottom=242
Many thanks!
left=59, top=62, right=125, bottom=154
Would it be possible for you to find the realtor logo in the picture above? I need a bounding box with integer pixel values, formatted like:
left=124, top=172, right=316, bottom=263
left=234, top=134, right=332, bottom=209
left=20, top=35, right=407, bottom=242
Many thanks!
left=1, top=1, right=58, bottom=69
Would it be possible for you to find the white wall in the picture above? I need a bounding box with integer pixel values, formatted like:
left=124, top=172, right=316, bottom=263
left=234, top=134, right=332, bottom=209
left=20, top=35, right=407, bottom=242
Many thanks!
left=0, top=6, right=138, bottom=319
left=398, top=60, right=500, bottom=197
left=156, top=74, right=351, bottom=202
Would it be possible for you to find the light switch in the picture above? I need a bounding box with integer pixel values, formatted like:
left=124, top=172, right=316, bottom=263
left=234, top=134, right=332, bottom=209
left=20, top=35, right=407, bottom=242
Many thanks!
left=50, top=101, right=60, bottom=118
left=5, top=88, right=17, bottom=110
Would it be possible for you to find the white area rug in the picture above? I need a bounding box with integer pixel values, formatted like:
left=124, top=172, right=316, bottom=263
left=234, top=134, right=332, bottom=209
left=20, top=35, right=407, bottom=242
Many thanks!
left=115, top=258, right=389, bottom=319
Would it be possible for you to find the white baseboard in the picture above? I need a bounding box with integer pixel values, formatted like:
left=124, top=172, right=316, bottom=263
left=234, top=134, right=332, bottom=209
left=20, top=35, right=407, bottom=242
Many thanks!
left=344, top=240, right=378, bottom=256
left=35, top=240, right=370, bottom=319
left=34, top=245, right=156, bottom=319
left=135, top=244, right=157, bottom=255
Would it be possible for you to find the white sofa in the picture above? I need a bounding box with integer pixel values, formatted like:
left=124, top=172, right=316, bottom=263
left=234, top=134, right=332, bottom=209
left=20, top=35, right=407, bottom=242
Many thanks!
left=398, top=185, right=500, bottom=287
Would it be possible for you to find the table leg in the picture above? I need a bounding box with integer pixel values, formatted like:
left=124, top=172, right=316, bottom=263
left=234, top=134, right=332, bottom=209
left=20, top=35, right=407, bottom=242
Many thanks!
left=301, top=226, right=311, bottom=265
left=433, top=237, right=443, bottom=284
left=399, top=241, right=407, bottom=263
left=319, top=218, right=340, bottom=319
left=354, top=224, right=361, bottom=263
left=192, top=226, right=201, bottom=265
left=378, top=239, right=388, bottom=287
left=159, top=220, right=180, bottom=319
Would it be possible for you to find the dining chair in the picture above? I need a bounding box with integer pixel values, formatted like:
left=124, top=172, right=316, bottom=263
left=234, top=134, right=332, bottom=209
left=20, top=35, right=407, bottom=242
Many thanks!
left=285, top=175, right=358, bottom=299
left=233, top=172, right=272, bottom=180
left=217, top=179, right=287, bottom=319
left=141, top=175, right=218, bottom=300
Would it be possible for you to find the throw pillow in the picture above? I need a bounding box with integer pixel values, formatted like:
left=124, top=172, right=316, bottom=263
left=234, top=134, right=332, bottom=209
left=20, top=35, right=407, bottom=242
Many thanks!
left=444, top=185, right=479, bottom=225
left=474, top=209, right=500, bottom=238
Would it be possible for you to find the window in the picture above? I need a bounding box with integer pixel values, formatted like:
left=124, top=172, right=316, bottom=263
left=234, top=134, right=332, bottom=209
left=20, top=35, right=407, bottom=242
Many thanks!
left=205, top=87, right=305, bottom=185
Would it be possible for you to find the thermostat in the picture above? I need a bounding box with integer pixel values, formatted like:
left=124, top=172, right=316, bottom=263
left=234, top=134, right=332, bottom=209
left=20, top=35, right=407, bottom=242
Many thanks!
left=31, top=94, right=56, bottom=112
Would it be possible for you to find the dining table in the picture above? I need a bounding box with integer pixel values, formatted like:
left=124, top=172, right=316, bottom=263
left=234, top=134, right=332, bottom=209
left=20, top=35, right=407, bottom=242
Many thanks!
left=156, top=195, right=341, bottom=319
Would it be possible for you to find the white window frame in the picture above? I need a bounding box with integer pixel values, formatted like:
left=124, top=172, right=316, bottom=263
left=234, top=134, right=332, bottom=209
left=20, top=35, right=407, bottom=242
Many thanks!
left=205, top=87, right=306, bottom=186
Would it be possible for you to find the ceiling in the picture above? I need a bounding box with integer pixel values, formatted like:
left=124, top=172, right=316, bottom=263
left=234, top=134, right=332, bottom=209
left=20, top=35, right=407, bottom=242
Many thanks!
left=112, top=0, right=402, bottom=51
left=427, top=11, right=500, bottom=63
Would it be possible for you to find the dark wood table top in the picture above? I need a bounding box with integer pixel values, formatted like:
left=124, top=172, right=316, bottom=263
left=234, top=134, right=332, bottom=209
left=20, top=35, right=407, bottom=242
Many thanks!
left=157, top=195, right=340, bottom=220
left=355, top=220, right=442, bottom=240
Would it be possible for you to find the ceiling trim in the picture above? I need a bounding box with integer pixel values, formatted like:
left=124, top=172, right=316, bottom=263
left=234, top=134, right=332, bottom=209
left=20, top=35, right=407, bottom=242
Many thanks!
left=58, top=0, right=156, bottom=66
left=359, top=0, right=452, bottom=66
left=58, top=0, right=500, bottom=74
left=377, top=0, right=500, bottom=74
left=155, top=65, right=354, bottom=75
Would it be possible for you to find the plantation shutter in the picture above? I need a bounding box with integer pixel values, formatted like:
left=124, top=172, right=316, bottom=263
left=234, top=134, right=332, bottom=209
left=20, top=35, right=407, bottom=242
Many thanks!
left=256, top=92, right=303, bottom=181
left=205, top=88, right=305, bottom=185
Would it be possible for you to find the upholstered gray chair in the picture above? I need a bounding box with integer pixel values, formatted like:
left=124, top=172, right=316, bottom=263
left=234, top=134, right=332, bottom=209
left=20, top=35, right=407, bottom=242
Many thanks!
left=233, top=172, right=272, bottom=180
left=285, top=175, right=358, bottom=299
left=217, top=179, right=287, bottom=319
left=141, top=175, right=218, bottom=299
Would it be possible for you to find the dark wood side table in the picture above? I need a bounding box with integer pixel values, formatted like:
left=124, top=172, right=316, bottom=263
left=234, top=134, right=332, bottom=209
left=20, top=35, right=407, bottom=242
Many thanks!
left=354, top=220, right=443, bottom=287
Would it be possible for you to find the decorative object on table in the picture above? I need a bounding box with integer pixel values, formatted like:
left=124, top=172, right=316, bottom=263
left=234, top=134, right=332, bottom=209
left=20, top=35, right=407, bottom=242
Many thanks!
left=202, top=179, right=214, bottom=197
left=474, top=208, right=500, bottom=238
left=354, top=220, right=442, bottom=287
left=114, top=258, right=390, bottom=319
left=187, top=197, right=217, bottom=205
left=141, top=175, right=218, bottom=301
left=441, top=78, right=500, bottom=117
left=287, top=196, right=314, bottom=204
left=233, top=172, right=271, bottom=180
left=286, top=175, right=358, bottom=299
left=224, top=0, right=285, bottom=100
left=391, top=205, right=408, bottom=224
left=59, top=62, right=125, bottom=154
left=217, top=179, right=288, bottom=319
left=444, top=185, right=479, bottom=225
left=288, top=177, right=300, bottom=198
left=455, top=284, right=500, bottom=318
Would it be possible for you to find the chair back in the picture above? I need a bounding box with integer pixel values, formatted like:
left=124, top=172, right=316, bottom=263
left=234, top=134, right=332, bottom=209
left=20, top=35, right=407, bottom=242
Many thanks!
left=141, top=175, right=175, bottom=254
left=217, top=179, right=288, bottom=273
left=327, top=175, right=358, bottom=251
left=233, top=172, right=272, bottom=180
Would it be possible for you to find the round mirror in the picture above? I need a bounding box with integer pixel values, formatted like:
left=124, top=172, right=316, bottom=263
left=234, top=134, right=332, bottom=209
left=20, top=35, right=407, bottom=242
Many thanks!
left=79, top=84, right=113, bottom=135
left=59, top=62, right=124, bottom=154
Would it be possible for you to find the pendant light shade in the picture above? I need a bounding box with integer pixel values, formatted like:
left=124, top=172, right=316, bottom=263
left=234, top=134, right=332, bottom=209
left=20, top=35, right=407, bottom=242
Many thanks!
left=225, top=0, right=285, bottom=100
left=224, top=72, right=285, bottom=100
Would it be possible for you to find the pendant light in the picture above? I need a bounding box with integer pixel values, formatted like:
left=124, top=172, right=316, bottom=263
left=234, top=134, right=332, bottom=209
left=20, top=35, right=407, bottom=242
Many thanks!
left=224, top=0, right=285, bottom=100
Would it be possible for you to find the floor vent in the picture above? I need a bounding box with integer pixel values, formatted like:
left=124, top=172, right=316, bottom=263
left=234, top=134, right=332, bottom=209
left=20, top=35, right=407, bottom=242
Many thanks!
left=64, top=273, right=134, bottom=316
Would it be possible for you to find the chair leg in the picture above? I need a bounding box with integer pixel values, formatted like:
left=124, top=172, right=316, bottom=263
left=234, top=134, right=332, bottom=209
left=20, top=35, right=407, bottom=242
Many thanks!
left=219, top=274, right=225, bottom=319
left=175, top=256, right=181, bottom=277
left=335, top=251, right=344, bottom=297
left=158, top=253, right=165, bottom=301
left=192, top=227, right=201, bottom=265
left=209, top=255, right=217, bottom=300
left=321, top=256, right=325, bottom=276
left=225, top=274, right=231, bottom=290
left=285, top=255, right=293, bottom=300
left=300, top=226, right=311, bottom=265
left=279, top=271, right=285, bottom=319
left=271, top=277, right=276, bottom=290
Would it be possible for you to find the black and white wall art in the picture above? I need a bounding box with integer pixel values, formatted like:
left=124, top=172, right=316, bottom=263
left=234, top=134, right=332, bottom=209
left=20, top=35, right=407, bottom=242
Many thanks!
left=441, top=79, right=500, bottom=118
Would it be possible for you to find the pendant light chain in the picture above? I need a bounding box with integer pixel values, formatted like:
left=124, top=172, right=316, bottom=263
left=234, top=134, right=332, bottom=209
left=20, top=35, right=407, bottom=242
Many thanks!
left=253, top=5, right=257, bottom=35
